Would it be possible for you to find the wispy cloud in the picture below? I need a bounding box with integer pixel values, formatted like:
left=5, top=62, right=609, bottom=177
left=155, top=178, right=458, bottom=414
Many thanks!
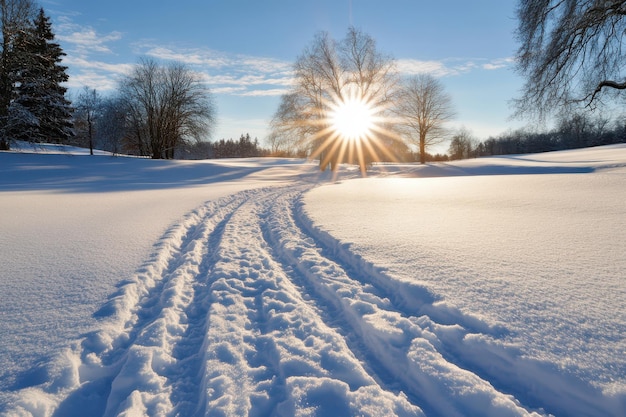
left=57, top=28, right=122, bottom=55
left=138, top=46, right=231, bottom=68
left=64, top=71, right=119, bottom=91
left=482, top=57, right=515, bottom=70
left=397, top=59, right=459, bottom=77
left=55, top=16, right=122, bottom=58
left=142, top=45, right=294, bottom=97
left=54, top=14, right=514, bottom=99
left=239, top=88, right=291, bottom=97
left=210, top=86, right=247, bottom=95
left=60, top=55, right=134, bottom=90
left=397, top=57, right=514, bottom=77
left=62, top=56, right=133, bottom=76
left=55, top=14, right=294, bottom=97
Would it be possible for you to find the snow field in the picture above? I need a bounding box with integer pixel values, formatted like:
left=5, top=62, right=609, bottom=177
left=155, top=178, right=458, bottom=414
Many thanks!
left=8, top=187, right=422, bottom=416
left=2, top=144, right=625, bottom=417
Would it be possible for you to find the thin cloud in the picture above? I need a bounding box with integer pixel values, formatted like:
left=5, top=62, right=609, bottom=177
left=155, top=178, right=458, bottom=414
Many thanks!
left=483, top=57, right=515, bottom=70
left=140, top=44, right=294, bottom=96
left=57, top=28, right=122, bottom=54
left=398, top=57, right=514, bottom=77
left=141, top=46, right=230, bottom=67
left=210, top=86, right=247, bottom=95
left=62, top=42, right=294, bottom=96
left=397, top=59, right=460, bottom=77
left=238, top=57, right=292, bottom=74
left=142, top=45, right=291, bottom=74
left=61, top=56, right=133, bottom=91
left=239, top=88, right=291, bottom=97
left=64, top=71, right=119, bottom=91
left=53, top=13, right=293, bottom=97
left=55, top=17, right=122, bottom=58
left=62, top=56, right=133, bottom=76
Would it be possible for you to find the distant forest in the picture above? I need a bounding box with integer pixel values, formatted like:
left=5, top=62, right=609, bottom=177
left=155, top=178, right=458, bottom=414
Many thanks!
left=72, top=110, right=626, bottom=162
left=446, top=112, right=626, bottom=161
left=175, top=134, right=268, bottom=160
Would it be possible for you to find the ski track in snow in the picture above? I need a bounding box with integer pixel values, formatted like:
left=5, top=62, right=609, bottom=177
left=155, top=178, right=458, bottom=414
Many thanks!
left=7, top=185, right=623, bottom=417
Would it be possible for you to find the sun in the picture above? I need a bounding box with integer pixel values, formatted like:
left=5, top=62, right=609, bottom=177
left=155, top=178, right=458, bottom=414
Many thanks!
left=312, top=85, right=402, bottom=175
left=329, top=96, right=375, bottom=142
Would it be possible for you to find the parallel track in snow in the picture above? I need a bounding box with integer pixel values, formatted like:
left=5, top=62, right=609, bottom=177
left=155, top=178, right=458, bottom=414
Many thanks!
left=13, top=185, right=606, bottom=417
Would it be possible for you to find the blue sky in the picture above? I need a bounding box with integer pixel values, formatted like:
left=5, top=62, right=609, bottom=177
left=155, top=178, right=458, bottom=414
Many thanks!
left=42, top=0, right=526, bottom=146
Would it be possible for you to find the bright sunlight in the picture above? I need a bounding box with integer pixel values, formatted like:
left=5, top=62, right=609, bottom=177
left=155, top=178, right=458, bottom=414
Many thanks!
left=329, top=96, right=375, bottom=142
left=312, top=85, right=402, bottom=175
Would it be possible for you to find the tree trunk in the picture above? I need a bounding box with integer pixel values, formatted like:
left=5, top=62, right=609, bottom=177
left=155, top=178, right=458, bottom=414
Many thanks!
left=88, top=115, right=93, bottom=155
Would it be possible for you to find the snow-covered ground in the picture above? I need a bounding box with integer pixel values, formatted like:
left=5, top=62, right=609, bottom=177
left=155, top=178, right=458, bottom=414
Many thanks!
left=1, top=143, right=624, bottom=416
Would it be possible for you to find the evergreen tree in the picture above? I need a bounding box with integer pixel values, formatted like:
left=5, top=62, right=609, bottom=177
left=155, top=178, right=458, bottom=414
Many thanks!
left=10, top=8, right=73, bottom=143
left=0, top=0, right=37, bottom=149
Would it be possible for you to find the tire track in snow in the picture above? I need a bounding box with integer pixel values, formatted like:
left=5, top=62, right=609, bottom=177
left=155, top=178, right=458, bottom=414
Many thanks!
left=10, top=185, right=553, bottom=417
left=263, top=189, right=544, bottom=417
left=185, top=186, right=420, bottom=416
left=12, top=186, right=420, bottom=417
left=11, top=193, right=247, bottom=417
left=291, top=192, right=622, bottom=417
left=158, top=193, right=247, bottom=416
left=70, top=193, right=248, bottom=417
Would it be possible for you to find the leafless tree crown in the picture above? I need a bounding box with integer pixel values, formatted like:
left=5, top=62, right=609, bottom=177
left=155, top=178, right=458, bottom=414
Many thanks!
left=515, top=0, right=626, bottom=117
left=394, top=74, right=455, bottom=163
left=270, top=27, right=399, bottom=168
left=118, top=58, right=215, bottom=159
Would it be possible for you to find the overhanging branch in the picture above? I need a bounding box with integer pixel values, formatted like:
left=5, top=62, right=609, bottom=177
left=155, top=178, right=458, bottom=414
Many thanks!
left=588, top=79, right=626, bottom=104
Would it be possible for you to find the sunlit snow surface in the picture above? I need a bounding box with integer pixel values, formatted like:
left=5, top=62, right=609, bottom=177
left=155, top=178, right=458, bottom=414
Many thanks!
left=1, top=142, right=625, bottom=416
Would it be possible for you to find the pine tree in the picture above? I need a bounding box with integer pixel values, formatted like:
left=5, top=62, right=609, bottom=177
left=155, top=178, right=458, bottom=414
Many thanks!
left=10, top=8, right=73, bottom=143
left=0, top=0, right=37, bottom=149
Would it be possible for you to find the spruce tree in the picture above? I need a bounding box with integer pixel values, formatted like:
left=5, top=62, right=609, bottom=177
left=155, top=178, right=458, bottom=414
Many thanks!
left=11, top=8, right=73, bottom=143
left=0, top=0, right=37, bottom=149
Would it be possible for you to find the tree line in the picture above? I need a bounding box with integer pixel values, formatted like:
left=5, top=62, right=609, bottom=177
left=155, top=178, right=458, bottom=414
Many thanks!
left=73, top=83, right=270, bottom=159
left=1, top=5, right=457, bottom=165
left=448, top=113, right=626, bottom=161
left=157, top=133, right=267, bottom=160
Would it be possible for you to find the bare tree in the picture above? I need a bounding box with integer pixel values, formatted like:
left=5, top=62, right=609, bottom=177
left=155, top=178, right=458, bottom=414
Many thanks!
left=270, top=27, right=399, bottom=172
left=394, top=74, right=455, bottom=164
left=268, top=92, right=310, bottom=156
left=96, top=96, right=127, bottom=155
left=448, top=127, right=476, bottom=160
left=515, top=0, right=626, bottom=117
left=0, top=0, right=36, bottom=149
left=74, top=87, right=101, bottom=155
left=118, top=58, right=215, bottom=159
left=265, top=129, right=302, bottom=157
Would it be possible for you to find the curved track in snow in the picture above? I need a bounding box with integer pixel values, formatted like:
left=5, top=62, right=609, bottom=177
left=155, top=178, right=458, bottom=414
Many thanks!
left=9, top=185, right=619, bottom=417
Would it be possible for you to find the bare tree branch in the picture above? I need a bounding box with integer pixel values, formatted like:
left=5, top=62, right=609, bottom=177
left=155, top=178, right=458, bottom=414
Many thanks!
left=515, top=0, right=626, bottom=118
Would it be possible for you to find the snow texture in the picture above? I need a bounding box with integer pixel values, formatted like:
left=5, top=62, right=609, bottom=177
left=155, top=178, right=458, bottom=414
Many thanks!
left=1, top=142, right=625, bottom=417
